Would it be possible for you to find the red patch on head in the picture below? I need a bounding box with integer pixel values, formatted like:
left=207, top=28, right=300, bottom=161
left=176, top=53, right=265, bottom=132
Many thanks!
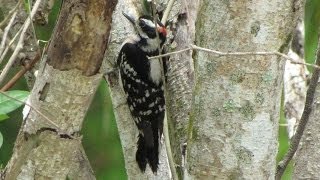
left=157, top=27, right=167, bottom=37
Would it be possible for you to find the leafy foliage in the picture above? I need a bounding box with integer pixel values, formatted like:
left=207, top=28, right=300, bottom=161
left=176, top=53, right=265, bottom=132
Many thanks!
left=305, top=0, right=320, bottom=68
left=142, top=0, right=152, bottom=15
left=0, top=114, right=9, bottom=122
left=0, top=90, right=29, bottom=115
left=0, top=131, right=3, bottom=149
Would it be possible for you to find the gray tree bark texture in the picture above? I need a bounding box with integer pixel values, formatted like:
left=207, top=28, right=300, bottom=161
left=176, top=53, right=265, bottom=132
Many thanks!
left=103, top=0, right=171, bottom=179
left=1, top=0, right=117, bottom=179
left=185, top=0, right=299, bottom=179
left=293, top=39, right=320, bottom=179
left=165, top=1, right=198, bottom=178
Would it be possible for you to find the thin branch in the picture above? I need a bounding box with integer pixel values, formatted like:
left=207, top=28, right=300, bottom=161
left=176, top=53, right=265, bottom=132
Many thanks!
left=26, top=0, right=41, bottom=49
left=151, top=0, right=161, bottom=53
left=161, top=0, right=175, bottom=24
left=0, top=25, right=23, bottom=64
left=275, top=37, right=320, bottom=179
left=0, top=12, right=18, bottom=60
left=147, top=47, right=191, bottom=60
left=191, top=44, right=316, bottom=68
left=151, top=1, right=179, bottom=178
left=163, top=112, right=178, bottom=180
left=1, top=52, right=40, bottom=91
left=0, top=0, right=42, bottom=85
left=148, top=44, right=320, bottom=70
left=0, top=0, right=22, bottom=28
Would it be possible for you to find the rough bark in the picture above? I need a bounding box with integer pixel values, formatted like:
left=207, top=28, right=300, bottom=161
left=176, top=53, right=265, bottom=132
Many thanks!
left=186, top=0, right=297, bottom=179
left=103, top=0, right=170, bottom=179
left=293, top=37, right=320, bottom=179
left=165, top=1, right=198, bottom=178
left=1, top=0, right=117, bottom=179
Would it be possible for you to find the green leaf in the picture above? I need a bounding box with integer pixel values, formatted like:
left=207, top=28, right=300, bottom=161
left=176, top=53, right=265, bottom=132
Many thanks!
left=0, top=131, right=3, bottom=149
left=0, top=90, right=29, bottom=115
left=305, top=0, right=320, bottom=70
left=0, top=114, right=9, bottom=121
left=142, top=0, right=152, bottom=15
left=35, top=0, right=63, bottom=44
left=23, top=0, right=31, bottom=14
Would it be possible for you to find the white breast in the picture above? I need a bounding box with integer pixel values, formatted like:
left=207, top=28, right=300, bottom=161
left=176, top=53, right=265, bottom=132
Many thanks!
left=141, top=38, right=159, bottom=53
left=149, top=59, right=162, bottom=85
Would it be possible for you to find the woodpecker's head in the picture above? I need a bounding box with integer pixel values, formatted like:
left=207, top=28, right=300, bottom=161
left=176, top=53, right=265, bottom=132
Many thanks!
left=123, top=12, right=167, bottom=52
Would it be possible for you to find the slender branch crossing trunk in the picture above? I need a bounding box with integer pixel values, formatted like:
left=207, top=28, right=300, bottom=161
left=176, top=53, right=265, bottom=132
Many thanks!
left=184, top=0, right=299, bottom=179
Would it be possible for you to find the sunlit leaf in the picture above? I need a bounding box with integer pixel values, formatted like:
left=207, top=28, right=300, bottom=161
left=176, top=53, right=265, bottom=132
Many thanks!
left=0, top=131, right=3, bottom=149
left=0, top=114, right=9, bottom=122
left=305, top=0, right=320, bottom=70
left=0, top=90, right=29, bottom=115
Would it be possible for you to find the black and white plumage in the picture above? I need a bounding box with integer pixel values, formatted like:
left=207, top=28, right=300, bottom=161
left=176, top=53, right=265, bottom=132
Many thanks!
left=117, top=12, right=167, bottom=173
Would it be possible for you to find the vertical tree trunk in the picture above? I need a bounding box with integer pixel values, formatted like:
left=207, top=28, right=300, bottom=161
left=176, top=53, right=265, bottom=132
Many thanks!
left=293, top=37, right=320, bottom=179
left=1, top=0, right=117, bottom=179
left=103, top=0, right=170, bottom=179
left=185, top=0, right=298, bottom=179
left=165, top=0, right=198, bottom=178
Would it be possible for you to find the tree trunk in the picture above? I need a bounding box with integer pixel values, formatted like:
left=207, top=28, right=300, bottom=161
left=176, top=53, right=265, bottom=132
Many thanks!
left=293, top=37, right=320, bottom=179
left=165, top=0, right=198, bottom=178
left=103, top=0, right=170, bottom=179
left=185, top=0, right=298, bottom=179
left=1, top=0, right=117, bottom=179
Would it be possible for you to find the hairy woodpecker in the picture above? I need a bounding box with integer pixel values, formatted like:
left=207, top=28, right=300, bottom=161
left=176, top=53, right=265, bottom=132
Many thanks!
left=117, top=12, right=167, bottom=173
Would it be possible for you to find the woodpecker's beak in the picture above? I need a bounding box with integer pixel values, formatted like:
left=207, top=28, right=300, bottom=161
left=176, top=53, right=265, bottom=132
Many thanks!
left=155, top=19, right=166, bottom=37
left=122, top=12, right=136, bottom=25
left=157, top=26, right=167, bottom=37
left=157, top=20, right=165, bottom=27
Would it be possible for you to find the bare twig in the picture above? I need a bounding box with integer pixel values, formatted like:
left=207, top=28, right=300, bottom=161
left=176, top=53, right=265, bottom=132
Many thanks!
left=0, top=0, right=42, bottom=85
left=163, top=112, right=178, bottom=180
left=151, top=1, right=161, bottom=53
left=0, top=12, right=18, bottom=60
left=147, top=47, right=191, bottom=60
left=161, top=0, right=175, bottom=25
left=191, top=45, right=317, bottom=68
left=26, top=0, right=41, bottom=48
left=0, top=0, right=22, bottom=28
left=275, top=37, right=320, bottom=179
left=151, top=1, right=179, bottom=179
left=1, top=52, right=40, bottom=91
left=0, top=26, right=22, bottom=64
left=148, top=44, right=320, bottom=70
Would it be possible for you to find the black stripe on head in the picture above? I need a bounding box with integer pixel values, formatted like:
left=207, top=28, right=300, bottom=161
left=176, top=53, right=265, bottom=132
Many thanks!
left=139, top=16, right=157, bottom=39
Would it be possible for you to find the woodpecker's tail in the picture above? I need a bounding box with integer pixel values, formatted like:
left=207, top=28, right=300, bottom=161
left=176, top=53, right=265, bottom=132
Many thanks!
left=136, top=123, right=160, bottom=173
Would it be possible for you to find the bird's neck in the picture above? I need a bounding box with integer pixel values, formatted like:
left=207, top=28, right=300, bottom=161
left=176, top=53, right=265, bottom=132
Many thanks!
left=138, top=36, right=163, bottom=54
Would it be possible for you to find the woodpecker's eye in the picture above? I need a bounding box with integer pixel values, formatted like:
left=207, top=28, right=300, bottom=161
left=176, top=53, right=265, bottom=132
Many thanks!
left=140, top=21, right=146, bottom=28
left=140, top=19, right=156, bottom=28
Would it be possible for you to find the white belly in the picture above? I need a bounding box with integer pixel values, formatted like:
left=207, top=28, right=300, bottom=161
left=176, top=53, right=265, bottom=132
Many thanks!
left=149, top=59, right=162, bottom=85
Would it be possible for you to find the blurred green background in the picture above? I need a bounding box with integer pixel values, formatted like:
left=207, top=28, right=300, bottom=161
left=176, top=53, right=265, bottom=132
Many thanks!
left=1, top=0, right=320, bottom=179
left=0, top=80, right=127, bottom=180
